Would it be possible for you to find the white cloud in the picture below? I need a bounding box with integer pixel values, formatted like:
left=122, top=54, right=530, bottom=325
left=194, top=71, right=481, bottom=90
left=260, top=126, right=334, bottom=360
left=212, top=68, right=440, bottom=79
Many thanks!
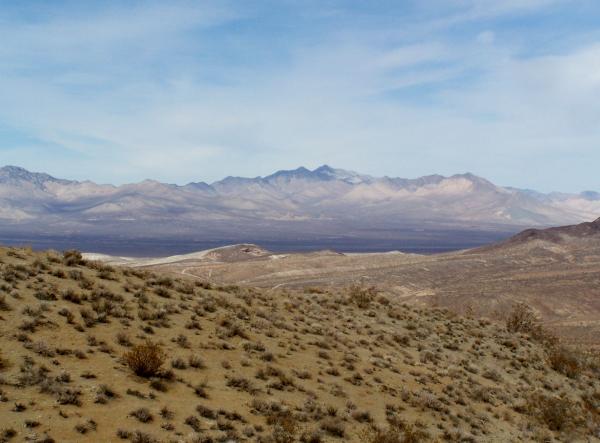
left=0, top=1, right=598, bottom=192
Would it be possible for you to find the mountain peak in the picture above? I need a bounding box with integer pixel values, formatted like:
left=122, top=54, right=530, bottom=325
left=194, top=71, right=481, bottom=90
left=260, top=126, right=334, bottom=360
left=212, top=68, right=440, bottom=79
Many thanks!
left=449, top=172, right=498, bottom=191
left=0, top=165, right=69, bottom=186
left=264, top=166, right=314, bottom=181
left=313, top=164, right=334, bottom=173
left=0, top=165, right=36, bottom=177
left=312, top=165, right=371, bottom=184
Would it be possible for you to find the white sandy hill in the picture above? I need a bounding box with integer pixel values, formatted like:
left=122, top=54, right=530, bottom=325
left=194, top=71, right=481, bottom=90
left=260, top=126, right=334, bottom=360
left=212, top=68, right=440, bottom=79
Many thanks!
left=82, top=244, right=271, bottom=267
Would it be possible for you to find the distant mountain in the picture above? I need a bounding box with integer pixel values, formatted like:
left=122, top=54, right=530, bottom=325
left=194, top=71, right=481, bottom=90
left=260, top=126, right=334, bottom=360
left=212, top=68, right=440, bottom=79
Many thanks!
left=0, top=164, right=599, bottom=252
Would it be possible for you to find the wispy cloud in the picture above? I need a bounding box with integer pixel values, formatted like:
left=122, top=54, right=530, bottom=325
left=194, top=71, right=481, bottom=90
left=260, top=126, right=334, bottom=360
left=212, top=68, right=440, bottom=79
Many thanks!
left=0, top=0, right=599, bottom=191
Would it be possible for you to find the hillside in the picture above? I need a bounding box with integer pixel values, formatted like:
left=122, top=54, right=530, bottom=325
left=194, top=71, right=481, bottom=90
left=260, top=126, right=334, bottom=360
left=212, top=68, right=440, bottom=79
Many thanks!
left=479, top=217, right=600, bottom=251
left=1, top=165, right=600, bottom=255
left=0, top=247, right=599, bottom=442
left=138, top=218, right=600, bottom=346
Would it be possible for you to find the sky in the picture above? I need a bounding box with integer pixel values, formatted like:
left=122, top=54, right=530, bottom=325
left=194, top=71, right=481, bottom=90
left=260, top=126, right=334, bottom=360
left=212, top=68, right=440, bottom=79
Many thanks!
left=1, top=0, right=600, bottom=192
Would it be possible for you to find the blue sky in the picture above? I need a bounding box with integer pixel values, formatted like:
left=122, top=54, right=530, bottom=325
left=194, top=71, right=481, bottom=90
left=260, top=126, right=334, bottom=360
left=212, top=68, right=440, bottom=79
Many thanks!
left=1, top=0, right=600, bottom=192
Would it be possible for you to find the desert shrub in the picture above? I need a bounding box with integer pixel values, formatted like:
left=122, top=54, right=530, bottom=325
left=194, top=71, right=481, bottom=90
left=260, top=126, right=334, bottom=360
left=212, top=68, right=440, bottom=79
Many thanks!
left=24, top=419, right=40, bottom=428
left=130, top=407, right=153, bottom=423
left=174, top=334, right=190, bottom=348
left=160, top=406, right=174, bottom=419
left=194, top=380, right=209, bottom=398
left=0, top=351, right=9, bottom=371
left=12, top=402, right=27, bottom=412
left=63, top=250, right=84, bottom=266
left=226, top=376, right=257, bottom=394
left=58, top=307, right=75, bottom=323
left=184, top=415, right=202, bottom=432
left=95, top=384, right=118, bottom=403
left=196, top=405, right=216, bottom=419
left=349, top=285, right=377, bottom=309
left=362, top=420, right=430, bottom=443
left=116, top=429, right=131, bottom=439
left=126, top=389, right=146, bottom=399
left=79, top=308, right=98, bottom=328
left=154, top=287, right=170, bottom=298
left=96, top=265, right=116, bottom=280
left=506, top=303, right=538, bottom=334
left=267, top=411, right=299, bottom=443
left=153, top=276, right=174, bottom=288
left=1, top=428, right=17, bottom=441
left=547, top=346, right=584, bottom=378
left=52, top=269, right=66, bottom=279
left=74, top=423, right=89, bottom=434
left=130, top=431, right=159, bottom=443
left=34, top=289, right=57, bottom=301
left=40, top=377, right=82, bottom=406
left=218, top=316, right=248, bottom=339
left=123, top=341, right=166, bottom=377
left=188, top=355, right=205, bottom=369
left=171, top=358, right=187, bottom=369
left=68, top=269, right=84, bottom=280
left=116, top=332, right=132, bottom=347
left=0, top=295, right=11, bottom=311
left=320, top=418, right=345, bottom=437
left=149, top=379, right=168, bottom=392
left=32, top=341, right=56, bottom=358
left=506, top=303, right=557, bottom=345
left=523, top=393, right=582, bottom=432
left=351, top=410, right=372, bottom=423
left=61, top=289, right=82, bottom=304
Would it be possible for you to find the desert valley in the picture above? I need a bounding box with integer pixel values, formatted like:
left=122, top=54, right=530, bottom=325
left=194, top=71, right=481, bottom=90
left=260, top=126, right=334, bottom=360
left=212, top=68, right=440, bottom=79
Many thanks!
left=126, top=218, right=600, bottom=347
left=0, top=213, right=600, bottom=442
left=3, top=1, right=600, bottom=441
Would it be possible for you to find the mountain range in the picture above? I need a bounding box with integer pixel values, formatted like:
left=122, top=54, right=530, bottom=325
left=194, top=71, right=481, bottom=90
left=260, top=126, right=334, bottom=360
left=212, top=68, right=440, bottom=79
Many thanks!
left=1, top=164, right=599, bottom=254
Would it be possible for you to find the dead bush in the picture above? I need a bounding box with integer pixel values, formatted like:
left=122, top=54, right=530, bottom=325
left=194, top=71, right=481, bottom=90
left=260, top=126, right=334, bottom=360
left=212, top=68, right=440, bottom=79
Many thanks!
left=171, top=358, right=187, bottom=370
left=188, top=355, right=205, bottom=369
left=522, top=393, right=582, bottom=432
left=130, top=431, right=159, bottom=443
left=547, top=346, right=583, bottom=378
left=506, top=303, right=538, bottom=334
left=130, top=407, right=153, bottom=423
left=184, top=415, right=202, bottom=432
left=123, top=341, right=166, bottom=377
left=63, top=250, right=84, bottom=266
left=362, top=420, right=430, bottom=443
left=320, top=418, right=345, bottom=437
left=0, top=295, right=11, bottom=311
left=349, top=285, right=377, bottom=309
left=61, top=289, right=82, bottom=304
left=0, top=351, right=9, bottom=371
left=267, top=411, right=299, bottom=443
left=506, top=303, right=557, bottom=345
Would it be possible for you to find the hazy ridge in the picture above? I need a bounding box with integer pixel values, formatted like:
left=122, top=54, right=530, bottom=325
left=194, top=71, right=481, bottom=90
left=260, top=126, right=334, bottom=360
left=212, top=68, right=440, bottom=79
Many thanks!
left=1, top=165, right=599, bottom=255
